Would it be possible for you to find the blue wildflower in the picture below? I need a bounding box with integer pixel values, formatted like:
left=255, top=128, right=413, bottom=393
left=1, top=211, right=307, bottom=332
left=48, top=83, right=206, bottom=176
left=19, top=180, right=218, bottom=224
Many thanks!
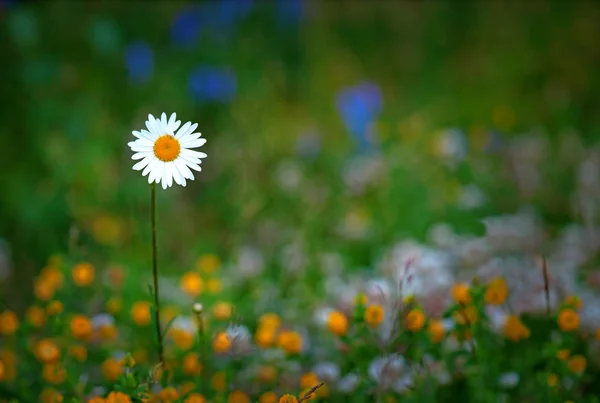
left=336, top=82, right=383, bottom=150
left=171, top=6, right=203, bottom=48
left=189, top=66, right=236, bottom=103
left=124, top=41, right=153, bottom=84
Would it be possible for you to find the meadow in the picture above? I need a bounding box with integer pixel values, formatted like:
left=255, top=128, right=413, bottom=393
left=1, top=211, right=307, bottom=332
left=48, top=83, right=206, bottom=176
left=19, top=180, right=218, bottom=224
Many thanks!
left=1, top=1, right=600, bottom=402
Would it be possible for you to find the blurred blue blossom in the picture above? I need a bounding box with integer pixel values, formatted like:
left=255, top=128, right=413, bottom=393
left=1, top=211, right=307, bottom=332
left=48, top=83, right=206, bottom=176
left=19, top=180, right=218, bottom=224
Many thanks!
left=276, top=0, right=304, bottom=26
left=171, top=6, right=203, bottom=47
left=88, top=17, right=121, bottom=56
left=336, top=82, right=383, bottom=150
left=203, top=0, right=253, bottom=39
left=124, top=41, right=153, bottom=84
left=189, top=67, right=236, bottom=103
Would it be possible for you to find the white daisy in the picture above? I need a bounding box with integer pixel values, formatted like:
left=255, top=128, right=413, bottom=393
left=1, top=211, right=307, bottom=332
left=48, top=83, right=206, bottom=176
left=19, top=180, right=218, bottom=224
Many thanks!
left=128, top=112, right=207, bottom=189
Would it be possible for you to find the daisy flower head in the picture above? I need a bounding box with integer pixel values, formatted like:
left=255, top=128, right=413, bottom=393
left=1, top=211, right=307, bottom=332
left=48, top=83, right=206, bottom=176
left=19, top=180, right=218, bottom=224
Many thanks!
left=129, top=112, right=207, bottom=189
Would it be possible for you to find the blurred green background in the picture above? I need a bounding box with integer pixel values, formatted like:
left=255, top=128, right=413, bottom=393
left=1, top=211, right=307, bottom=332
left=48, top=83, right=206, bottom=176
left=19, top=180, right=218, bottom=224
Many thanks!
left=1, top=0, right=600, bottom=309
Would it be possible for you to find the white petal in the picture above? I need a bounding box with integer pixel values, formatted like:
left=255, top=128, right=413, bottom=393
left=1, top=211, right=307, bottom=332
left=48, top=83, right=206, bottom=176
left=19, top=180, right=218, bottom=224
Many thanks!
left=171, top=120, right=181, bottom=133
left=172, top=163, right=184, bottom=186
left=132, top=158, right=150, bottom=171
left=132, top=130, right=151, bottom=140
left=177, top=153, right=200, bottom=167
left=161, top=112, right=167, bottom=125
left=181, top=148, right=207, bottom=159
left=184, top=160, right=202, bottom=172
left=132, top=152, right=149, bottom=160
left=175, top=122, right=192, bottom=139
left=165, top=163, right=174, bottom=188
left=176, top=160, right=194, bottom=180
left=129, top=144, right=153, bottom=152
left=161, top=163, right=168, bottom=189
left=141, top=129, right=158, bottom=141
left=143, top=158, right=158, bottom=177
left=181, top=138, right=207, bottom=148
left=168, top=113, right=176, bottom=126
left=182, top=123, right=198, bottom=137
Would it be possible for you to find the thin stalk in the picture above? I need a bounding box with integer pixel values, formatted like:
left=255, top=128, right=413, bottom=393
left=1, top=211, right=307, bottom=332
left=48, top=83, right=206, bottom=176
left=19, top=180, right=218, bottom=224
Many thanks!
left=151, top=183, right=164, bottom=364
left=193, top=304, right=208, bottom=396
left=541, top=255, right=551, bottom=316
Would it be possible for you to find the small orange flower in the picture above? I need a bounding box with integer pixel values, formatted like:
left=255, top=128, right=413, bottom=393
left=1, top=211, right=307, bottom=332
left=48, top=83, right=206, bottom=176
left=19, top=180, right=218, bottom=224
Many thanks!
left=42, top=363, right=66, bottom=384
left=259, top=391, right=278, bottom=403
left=159, top=386, right=179, bottom=402
left=196, top=254, right=220, bottom=274
left=184, top=394, right=206, bottom=403
left=211, top=371, right=227, bottom=391
left=300, top=372, right=320, bottom=389
left=207, top=278, right=223, bottom=294
left=454, top=305, right=479, bottom=326
left=451, top=283, right=471, bottom=304
left=259, top=313, right=281, bottom=330
left=34, top=280, right=56, bottom=301
left=0, top=350, right=16, bottom=381
left=101, top=358, right=122, bottom=381
left=427, top=319, right=445, bottom=343
left=503, top=315, right=530, bottom=342
left=279, top=395, right=298, bottom=403
left=106, top=392, right=131, bottom=403
left=213, top=332, right=231, bottom=353
left=556, top=350, right=570, bottom=361
left=364, top=304, right=384, bottom=327
left=180, top=272, right=204, bottom=297
left=71, top=262, right=95, bottom=286
left=484, top=277, right=508, bottom=305
left=596, top=328, right=600, bottom=341
left=405, top=309, right=426, bottom=332
left=46, top=301, right=64, bottom=316
left=70, top=315, right=93, bottom=340
left=277, top=330, right=303, bottom=354
left=568, top=355, right=586, bottom=375
left=255, top=327, right=276, bottom=348
left=68, top=344, right=87, bottom=362
left=106, top=297, right=123, bottom=314
left=327, top=310, right=349, bottom=336
left=88, top=397, right=106, bottom=403
left=228, top=390, right=250, bottom=403
left=547, top=373, right=559, bottom=387
left=564, top=296, right=582, bottom=310
left=97, top=324, right=118, bottom=341
left=212, top=302, right=233, bottom=320
left=0, top=310, right=19, bottom=335
left=354, top=293, right=368, bottom=305
left=557, top=309, right=579, bottom=332
left=35, top=339, right=60, bottom=363
left=26, top=306, right=47, bottom=328
left=40, top=388, right=64, bottom=403
left=131, top=301, right=152, bottom=326
left=39, top=266, right=64, bottom=290
left=182, top=352, right=202, bottom=376
left=170, top=328, right=194, bottom=350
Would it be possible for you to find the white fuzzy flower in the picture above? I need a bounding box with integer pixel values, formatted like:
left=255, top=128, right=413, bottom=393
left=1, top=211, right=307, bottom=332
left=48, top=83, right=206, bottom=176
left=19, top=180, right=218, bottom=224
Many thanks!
left=129, top=112, right=207, bottom=189
left=337, top=373, right=360, bottom=393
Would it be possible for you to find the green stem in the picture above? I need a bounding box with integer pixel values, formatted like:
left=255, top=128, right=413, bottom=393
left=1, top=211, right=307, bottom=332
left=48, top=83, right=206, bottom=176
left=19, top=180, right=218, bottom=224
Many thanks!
left=151, top=183, right=164, bottom=364
left=194, top=306, right=208, bottom=396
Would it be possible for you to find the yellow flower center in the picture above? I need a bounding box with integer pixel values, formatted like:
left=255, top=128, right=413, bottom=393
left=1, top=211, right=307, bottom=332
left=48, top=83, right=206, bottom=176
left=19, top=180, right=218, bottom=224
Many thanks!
left=154, top=135, right=181, bottom=162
